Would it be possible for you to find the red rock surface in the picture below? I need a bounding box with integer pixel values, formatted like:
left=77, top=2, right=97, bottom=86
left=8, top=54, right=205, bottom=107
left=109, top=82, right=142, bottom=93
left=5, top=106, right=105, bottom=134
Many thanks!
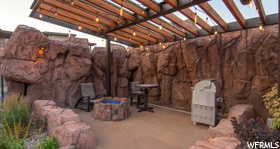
left=127, top=25, right=279, bottom=115
left=228, top=104, right=255, bottom=124
left=189, top=137, right=241, bottom=149
left=0, top=25, right=92, bottom=107
left=33, top=100, right=96, bottom=149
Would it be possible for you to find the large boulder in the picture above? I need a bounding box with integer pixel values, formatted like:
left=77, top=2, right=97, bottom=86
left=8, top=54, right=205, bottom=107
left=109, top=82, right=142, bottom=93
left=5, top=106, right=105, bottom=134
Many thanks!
left=228, top=104, right=255, bottom=124
left=208, top=119, right=235, bottom=138
left=0, top=25, right=92, bottom=107
left=189, top=136, right=241, bottom=149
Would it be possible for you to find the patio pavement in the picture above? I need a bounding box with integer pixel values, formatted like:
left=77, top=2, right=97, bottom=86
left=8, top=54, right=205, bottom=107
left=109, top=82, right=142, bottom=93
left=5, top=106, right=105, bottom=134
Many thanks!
left=75, top=106, right=208, bottom=149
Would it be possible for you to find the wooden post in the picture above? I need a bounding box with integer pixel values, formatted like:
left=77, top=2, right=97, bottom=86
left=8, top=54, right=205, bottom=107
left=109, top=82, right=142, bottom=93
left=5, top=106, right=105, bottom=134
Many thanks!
left=106, top=39, right=112, bottom=96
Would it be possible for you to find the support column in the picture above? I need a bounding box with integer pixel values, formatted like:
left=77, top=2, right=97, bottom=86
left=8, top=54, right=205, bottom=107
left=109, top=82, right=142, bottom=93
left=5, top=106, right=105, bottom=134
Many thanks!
left=106, top=39, right=112, bottom=96
left=278, top=0, right=280, bottom=96
left=1, top=76, right=4, bottom=100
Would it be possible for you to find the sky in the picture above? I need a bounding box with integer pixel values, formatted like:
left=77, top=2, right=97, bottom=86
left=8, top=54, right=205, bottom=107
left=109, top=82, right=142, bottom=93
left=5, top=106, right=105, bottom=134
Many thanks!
left=0, top=0, right=278, bottom=47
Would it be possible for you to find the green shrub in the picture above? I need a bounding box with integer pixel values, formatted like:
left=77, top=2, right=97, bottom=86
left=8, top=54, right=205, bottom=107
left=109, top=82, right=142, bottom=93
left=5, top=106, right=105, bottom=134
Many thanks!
left=0, top=134, right=25, bottom=149
left=36, top=137, right=59, bottom=149
left=263, top=84, right=280, bottom=129
left=0, top=94, right=32, bottom=137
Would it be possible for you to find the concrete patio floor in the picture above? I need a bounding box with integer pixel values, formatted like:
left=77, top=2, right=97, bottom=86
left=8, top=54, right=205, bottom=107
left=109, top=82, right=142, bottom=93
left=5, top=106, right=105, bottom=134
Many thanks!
left=75, top=107, right=208, bottom=149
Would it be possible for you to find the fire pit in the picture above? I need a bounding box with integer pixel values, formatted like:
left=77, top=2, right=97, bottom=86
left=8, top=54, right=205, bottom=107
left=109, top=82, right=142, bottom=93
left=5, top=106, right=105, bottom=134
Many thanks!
left=93, top=97, right=130, bottom=121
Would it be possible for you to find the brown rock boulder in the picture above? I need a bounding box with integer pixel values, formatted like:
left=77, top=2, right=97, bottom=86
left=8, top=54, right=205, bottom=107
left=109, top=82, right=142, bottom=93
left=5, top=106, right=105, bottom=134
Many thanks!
left=208, top=119, right=235, bottom=137
left=189, top=137, right=240, bottom=149
left=228, top=104, right=255, bottom=124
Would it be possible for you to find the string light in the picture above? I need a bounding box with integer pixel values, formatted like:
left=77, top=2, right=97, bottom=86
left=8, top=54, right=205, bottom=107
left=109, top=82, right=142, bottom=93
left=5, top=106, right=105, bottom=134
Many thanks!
left=95, top=17, right=100, bottom=22
left=133, top=32, right=136, bottom=36
left=39, top=14, right=43, bottom=18
left=159, top=25, right=163, bottom=30
left=114, top=37, right=117, bottom=41
left=248, top=0, right=254, bottom=8
left=259, top=25, right=264, bottom=31
left=71, top=0, right=75, bottom=5
left=183, top=37, right=186, bottom=41
left=54, top=12, right=58, bottom=16
left=194, top=7, right=198, bottom=24
left=120, top=7, right=124, bottom=16
left=140, top=45, right=144, bottom=49
left=159, top=42, right=162, bottom=46
left=162, top=45, right=166, bottom=49
left=78, top=26, right=82, bottom=30
left=214, top=31, right=218, bottom=35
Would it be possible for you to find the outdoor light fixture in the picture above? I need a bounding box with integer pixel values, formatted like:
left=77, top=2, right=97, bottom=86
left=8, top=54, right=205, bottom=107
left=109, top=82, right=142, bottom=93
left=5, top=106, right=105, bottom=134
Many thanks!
left=95, top=17, right=100, bottom=22
left=120, top=7, right=124, bottom=16
left=259, top=25, right=264, bottom=31
left=39, top=14, right=43, bottom=18
left=37, top=47, right=46, bottom=55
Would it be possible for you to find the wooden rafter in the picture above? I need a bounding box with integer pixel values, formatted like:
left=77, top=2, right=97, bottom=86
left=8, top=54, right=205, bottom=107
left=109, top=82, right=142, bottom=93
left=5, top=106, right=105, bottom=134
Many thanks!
left=165, top=13, right=198, bottom=35
left=198, top=2, right=229, bottom=31
left=253, top=0, right=266, bottom=24
left=74, top=0, right=126, bottom=24
left=165, top=0, right=177, bottom=7
left=140, top=22, right=175, bottom=40
left=112, top=0, right=185, bottom=37
left=37, top=8, right=100, bottom=32
left=115, top=30, right=149, bottom=44
left=86, top=0, right=135, bottom=21
left=108, top=32, right=141, bottom=45
left=44, top=0, right=116, bottom=27
left=223, top=0, right=246, bottom=28
left=180, top=8, right=213, bottom=33
left=152, top=18, right=185, bottom=37
left=40, top=3, right=107, bottom=30
left=130, top=25, right=165, bottom=41
left=122, top=28, right=158, bottom=43
left=137, top=0, right=160, bottom=12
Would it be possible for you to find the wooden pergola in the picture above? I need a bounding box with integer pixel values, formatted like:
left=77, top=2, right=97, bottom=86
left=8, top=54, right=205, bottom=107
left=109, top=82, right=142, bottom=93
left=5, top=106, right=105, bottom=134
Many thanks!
left=29, top=0, right=279, bottom=96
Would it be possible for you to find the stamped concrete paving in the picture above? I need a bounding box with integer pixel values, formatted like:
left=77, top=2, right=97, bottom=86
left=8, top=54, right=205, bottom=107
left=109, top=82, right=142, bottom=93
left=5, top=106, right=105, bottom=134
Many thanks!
left=75, top=107, right=208, bottom=149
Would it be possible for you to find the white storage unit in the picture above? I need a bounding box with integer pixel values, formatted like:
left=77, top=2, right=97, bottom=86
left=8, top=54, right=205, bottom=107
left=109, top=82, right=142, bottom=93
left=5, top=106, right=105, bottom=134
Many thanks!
left=191, top=80, right=216, bottom=126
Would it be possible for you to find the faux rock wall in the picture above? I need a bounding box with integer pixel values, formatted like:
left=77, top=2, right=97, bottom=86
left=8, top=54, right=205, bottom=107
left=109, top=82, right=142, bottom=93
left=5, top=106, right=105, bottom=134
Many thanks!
left=0, top=25, right=92, bottom=107
left=1, top=25, right=278, bottom=117
left=127, top=25, right=279, bottom=116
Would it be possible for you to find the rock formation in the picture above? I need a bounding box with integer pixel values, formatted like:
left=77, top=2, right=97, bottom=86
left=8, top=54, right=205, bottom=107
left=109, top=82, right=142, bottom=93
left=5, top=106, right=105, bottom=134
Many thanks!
left=127, top=25, right=279, bottom=116
left=0, top=25, right=92, bottom=107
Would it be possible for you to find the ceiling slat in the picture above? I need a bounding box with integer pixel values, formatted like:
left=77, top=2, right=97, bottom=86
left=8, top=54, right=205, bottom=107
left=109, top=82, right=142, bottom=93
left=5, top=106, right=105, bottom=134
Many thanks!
left=108, top=32, right=141, bottom=45
left=137, top=0, right=160, bottom=12
left=140, top=22, right=175, bottom=40
left=114, top=30, right=149, bottom=45
left=130, top=26, right=165, bottom=41
left=253, top=0, right=266, bottom=24
left=152, top=18, right=185, bottom=37
left=37, top=8, right=100, bottom=32
left=198, top=2, right=228, bottom=31
left=165, top=0, right=177, bottom=7
left=44, top=0, right=116, bottom=28
left=165, top=13, right=198, bottom=35
left=223, top=0, right=246, bottom=28
left=112, top=0, right=185, bottom=37
left=122, top=28, right=157, bottom=43
left=180, top=8, right=213, bottom=33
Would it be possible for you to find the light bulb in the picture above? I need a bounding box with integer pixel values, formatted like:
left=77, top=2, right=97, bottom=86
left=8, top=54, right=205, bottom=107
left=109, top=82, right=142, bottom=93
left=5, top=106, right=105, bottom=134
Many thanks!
left=159, top=42, right=162, bottom=46
left=39, top=14, right=43, bottom=18
left=159, top=26, right=162, bottom=30
left=114, top=37, right=117, bottom=41
left=54, top=12, right=58, bottom=16
left=214, top=31, right=218, bottom=35
left=120, top=7, right=124, bottom=16
left=162, top=45, right=166, bottom=49
left=71, top=1, right=75, bottom=5
left=140, top=45, right=144, bottom=49
left=133, top=32, right=136, bottom=36
left=95, top=17, right=100, bottom=22
left=78, top=26, right=82, bottom=30
left=259, top=25, right=264, bottom=31
left=248, top=0, right=254, bottom=8
left=194, top=13, right=197, bottom=24
left=183, top=37, right=186, bottom=41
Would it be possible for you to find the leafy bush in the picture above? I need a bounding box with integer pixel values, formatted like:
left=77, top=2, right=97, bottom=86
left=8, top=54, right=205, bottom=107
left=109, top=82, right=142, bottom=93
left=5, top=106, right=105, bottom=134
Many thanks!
left=0, top=135, right=25, bottom=149
left=263, top=84, right=280, bottom=129
left=36, top=137, right=59, bottom=149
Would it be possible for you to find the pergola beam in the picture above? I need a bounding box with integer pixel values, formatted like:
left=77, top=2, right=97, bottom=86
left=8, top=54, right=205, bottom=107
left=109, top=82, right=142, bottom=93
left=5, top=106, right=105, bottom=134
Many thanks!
left=122, top=28, right=157, bottom=43
left=104, top=0, right=210, bottom=33
left=198, top=2, right=229, bottom=31
left=165, top=13, right=198, bottom=35
left=254, top=0, right=266, bottom=24
left=180, top=8, right=213, bottom=33
left=223, top=0, right=246, bottom=28
left=152, top=18, right=186, bottom=37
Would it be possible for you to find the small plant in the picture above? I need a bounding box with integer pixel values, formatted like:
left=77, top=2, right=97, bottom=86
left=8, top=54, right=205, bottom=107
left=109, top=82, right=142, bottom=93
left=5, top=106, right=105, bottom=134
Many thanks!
left=36, top=137, right=59, bottom=149
left=0, top=134, right=25, bottom=149
left=263, top=84, right=280, bottom=129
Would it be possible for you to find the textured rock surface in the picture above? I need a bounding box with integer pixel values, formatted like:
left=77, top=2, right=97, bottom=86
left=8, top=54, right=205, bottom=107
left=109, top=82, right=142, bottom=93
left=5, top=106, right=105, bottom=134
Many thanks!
left=33, top=100, right=96, bottom=149
left=228, top=104, right=255, bottom=124
left=189, top=137, right=241, bottom=149
left=0, top=25, right=92, bottom=107
left=127, top=25, right=279, bottom=115
left=208, top=119, right=235, bottom=138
